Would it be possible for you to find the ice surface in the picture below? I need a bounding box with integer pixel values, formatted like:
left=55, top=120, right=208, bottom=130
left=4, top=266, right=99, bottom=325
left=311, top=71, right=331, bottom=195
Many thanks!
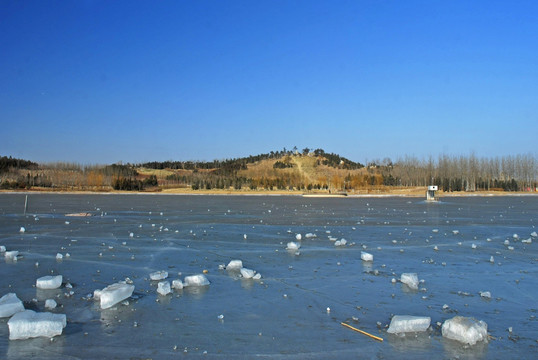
left=442, top=316, right=488, bottom=345
left=0, top=293, right=25, bottom=318
left=183, top=274, right=210, bottom=287
left=8, top=310, right=66, bottom=340
left=400, top=273, right=419, bottom=290
left=171, top=279, right=184, bottom=290
left=286, top=241, right=300, bottom=250
left=96, top=282, right=135, bottom=309
left=226, top=260, right=243, bottom=269
left=36, top=275, right=63, bottom=290
left=149, top=270, right=168, bottom=281
left=240, top=268, right=255, bottom=279
left=387, top=315, right=431, bottom=334
left=361, top=251, right=373, bottom=261
left=45, top=299, right=57, bottom=309
left=157, top=281, right=172, bottom=296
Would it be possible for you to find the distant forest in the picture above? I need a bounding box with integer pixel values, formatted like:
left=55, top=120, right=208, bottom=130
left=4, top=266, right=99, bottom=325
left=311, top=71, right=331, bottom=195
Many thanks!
left=0, top=149, right=536, bottom=193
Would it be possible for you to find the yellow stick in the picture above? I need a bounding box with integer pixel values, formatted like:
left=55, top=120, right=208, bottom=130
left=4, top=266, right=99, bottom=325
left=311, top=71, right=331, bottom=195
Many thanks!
left=341, top=322, right=384, bottom=342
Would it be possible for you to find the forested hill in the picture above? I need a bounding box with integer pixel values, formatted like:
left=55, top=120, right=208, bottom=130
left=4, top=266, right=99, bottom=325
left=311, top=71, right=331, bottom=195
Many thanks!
left=136, top=148, right=364, bottom=173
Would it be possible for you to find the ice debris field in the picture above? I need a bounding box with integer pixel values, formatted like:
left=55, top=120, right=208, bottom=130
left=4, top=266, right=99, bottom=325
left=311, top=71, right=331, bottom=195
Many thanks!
left=0, top=194, right=537, bottom=359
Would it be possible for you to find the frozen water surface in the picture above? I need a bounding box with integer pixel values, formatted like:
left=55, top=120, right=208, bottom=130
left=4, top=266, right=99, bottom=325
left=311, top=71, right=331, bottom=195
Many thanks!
left=0, top=193, right=537, bottom=359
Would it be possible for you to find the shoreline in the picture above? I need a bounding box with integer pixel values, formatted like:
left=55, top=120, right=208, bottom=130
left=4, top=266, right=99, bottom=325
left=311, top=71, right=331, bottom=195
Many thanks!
left=1, top=188, right=536, bottom=197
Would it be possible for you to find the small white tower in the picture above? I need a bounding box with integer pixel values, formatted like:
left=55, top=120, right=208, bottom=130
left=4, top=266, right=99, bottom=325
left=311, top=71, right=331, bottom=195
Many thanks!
left=426, top=185, right=438, bottom=201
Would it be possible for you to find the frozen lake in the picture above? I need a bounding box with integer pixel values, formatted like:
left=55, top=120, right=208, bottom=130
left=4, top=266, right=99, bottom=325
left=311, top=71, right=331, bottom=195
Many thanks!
left=0, top=193, right=536, bottom=359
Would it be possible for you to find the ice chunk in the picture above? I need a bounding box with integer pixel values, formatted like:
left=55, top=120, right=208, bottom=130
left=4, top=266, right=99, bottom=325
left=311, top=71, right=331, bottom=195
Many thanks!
left=5, top=251, right=19, bottom=260
left=240, top=268, right=256, bottom=279
left=387, top=315, right=431, bottom=334
left=96, top=282, right=135, bottom=309
left=157, top=281, right=172, bottom=296
left=19, top=227, right=25, bottom=233
left=184, top=274, right=210, bottom=287
left=45, top=299, right=57, bottom=309
left=56, top=253, right=63, bottom=260
left=361, top=251, right=373, bottom=262
left=531, top=231, right=537, bottom=238
left=171, top=279, right=184, bottom=290
left=253, top=273, right=262, bottom=280
left=226, top=260, right=243, bottom=270
left=0, top=293, right=25, bottom=318
left=442, top=316, right=488, bottom=345
left=36, top=275, right=63, bottom=290
left=479, top=291, right=491, bottom=299
left=286, top=241, right=300, bottom=250
left=0, top=245, right=6, bottom=252
left=149, top=270, right=168, bottom=281
left=8, top=310, right=66, bottom=340
left=295, top=234, right=302, bottom=240
left=305, top=233, right=316, bottom=238
left=400, top=273, right=419, bottom=290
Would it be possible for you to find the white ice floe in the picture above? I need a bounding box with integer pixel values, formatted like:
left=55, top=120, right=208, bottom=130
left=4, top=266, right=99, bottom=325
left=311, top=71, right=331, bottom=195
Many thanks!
left=295, top=234, right=302, bottom=240
left=240, top=268, right=256, bottom=279
left=183, top=274, right=210, bottom=287
left=171, top=279, right=184, bottom=290
left=361, top=251, right=373, bottom=262
left=334, top=239, right=347, bottom=246
left=19, top=227, right=25, bottom=233
left=489, top=256, right=495, bottom=263
left=5, top=250, right=19, bottom=260
left=8, top=310, right=66, bottom=340
left=522, top=238, right=532, bottom=244
left=0, top=293, right=25, bottom=318
left=45, top=299, right=57, bottom=309
left=157, top=281, right=172, bottom=296
left=94, top=282, right=135, bottom=309
left=479, top=291, right=491, bottom=299
left=305, top=233, right=317, bottom=238
left=442, top=316, right=488, bottom=345
left=400, top=273, right=419, bottom=290
left=387, top=315, right=431, bottom=334
left=56, top=253, right=63, bottom=260
left=36, top=275, right=63, bottom=290
left=226, top=260, right=243, bottom=270
left=0, top=245, right=5, bottom=252
left=149, top=270, right=168, bottom=281
left=286, top=241, right=301, bottom=250
left=531, top=231, right=537, bottom=238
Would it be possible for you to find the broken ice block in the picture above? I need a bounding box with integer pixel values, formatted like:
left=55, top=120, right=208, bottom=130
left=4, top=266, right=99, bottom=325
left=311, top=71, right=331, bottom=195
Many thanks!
left=8, top=310, right=66, bottom=340
left=0, top=245, right=6, bottom=252
left=240, top=268, right=255, bottom=279
left=286, top=242, right=300, bottom=250
left=387, top=315, right=431, bottom=334
left=400, top=273, right=419, bottom=290
left=45, top=299, right=57, bottom=309
left=36, top=275, right=63, bottom=290
left=5, top=251, right=19, bottom=260
left=361, top=251, right=373, bottom=262
left=0, top=293, right=25, bottom=318
left=171, top=279, right=184, bottom=290
left=442, top=316, right=488, bottom=345
left=226, top=260, right=243, bottom=270
left=96, top=282, right=135, bottom=309
left=183, top=274, right=210, bottom=287
left=149, top=270, right=168, bottom=281
left=295, top=234, right=302, bottom=240
left=157, top=281, right=172, bottom=296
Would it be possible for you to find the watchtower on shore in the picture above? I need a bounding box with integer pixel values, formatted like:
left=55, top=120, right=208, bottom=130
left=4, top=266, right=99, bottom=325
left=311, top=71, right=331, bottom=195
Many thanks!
left=426, top=185, right=438, bottom=201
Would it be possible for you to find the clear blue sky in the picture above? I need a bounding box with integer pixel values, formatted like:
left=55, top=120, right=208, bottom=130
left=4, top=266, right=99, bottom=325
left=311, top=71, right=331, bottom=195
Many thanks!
left=1, top=1, right=537, bottom=165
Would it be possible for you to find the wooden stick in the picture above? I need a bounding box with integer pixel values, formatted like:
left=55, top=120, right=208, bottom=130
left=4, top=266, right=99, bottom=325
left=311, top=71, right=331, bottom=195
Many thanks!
left=341, top=322, right=384, bottom=342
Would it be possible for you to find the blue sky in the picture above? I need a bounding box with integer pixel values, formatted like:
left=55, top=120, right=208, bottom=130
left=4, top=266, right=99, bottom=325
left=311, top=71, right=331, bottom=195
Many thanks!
left=1, top=1, right=537, bottom=164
